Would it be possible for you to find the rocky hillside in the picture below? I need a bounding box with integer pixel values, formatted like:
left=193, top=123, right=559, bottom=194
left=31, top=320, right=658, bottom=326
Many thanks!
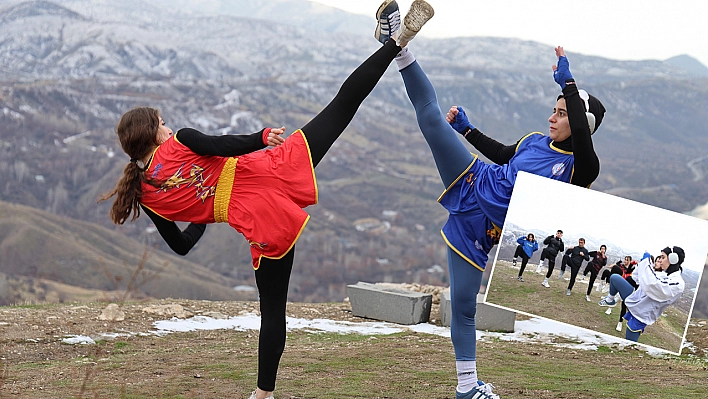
left=1, top=0, right=707, bottom=303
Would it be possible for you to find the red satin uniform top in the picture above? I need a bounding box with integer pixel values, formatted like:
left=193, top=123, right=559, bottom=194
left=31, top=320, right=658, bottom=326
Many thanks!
left=141, top=130, right=317, bottom=269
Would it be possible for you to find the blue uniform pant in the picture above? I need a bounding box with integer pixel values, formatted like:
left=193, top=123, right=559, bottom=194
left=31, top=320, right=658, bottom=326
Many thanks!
left=401, top=61, right=482, bottom=360
left=609, top=274, right=641, bottom=341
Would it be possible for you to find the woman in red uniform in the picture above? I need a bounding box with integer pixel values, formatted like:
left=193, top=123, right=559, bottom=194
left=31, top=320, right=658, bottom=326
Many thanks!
left=101, top=2, right=433, bottom=398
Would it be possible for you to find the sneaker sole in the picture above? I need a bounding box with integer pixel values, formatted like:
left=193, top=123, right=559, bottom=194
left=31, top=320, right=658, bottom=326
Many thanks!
left=396, top=0, right=434, bottom=45
left=403, top=0, right=434, bottom=33
left=599, top=302, right=617, bottom=307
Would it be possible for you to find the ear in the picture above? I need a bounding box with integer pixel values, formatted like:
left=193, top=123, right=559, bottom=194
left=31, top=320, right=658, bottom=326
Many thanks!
left=668, top=253, right=679, bottom=265
left=586, top=112, right=596, bottom=134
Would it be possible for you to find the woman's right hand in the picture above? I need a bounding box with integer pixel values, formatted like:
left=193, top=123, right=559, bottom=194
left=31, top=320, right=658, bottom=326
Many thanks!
left=446, top=106, right=475, bottom=134
left=265, top=126, right=286, bottom=146
left=445, top=106, right=459, bottom=124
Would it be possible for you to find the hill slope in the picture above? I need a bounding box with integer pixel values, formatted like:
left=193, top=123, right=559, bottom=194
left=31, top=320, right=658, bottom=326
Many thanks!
left=0, top=200, right=254, bottom=304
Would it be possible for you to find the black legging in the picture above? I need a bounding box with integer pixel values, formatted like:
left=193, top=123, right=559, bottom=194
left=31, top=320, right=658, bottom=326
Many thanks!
left=560, top=254, right=570, bottom=272
left=514, top=245, right=530, bottom=277
left=304, top=40, right=401, bottom=167
left=567, top=264, right=581, bottom=291
left=584, top=267, right=599, bottom=296
left=540, top=248, right=557, bottom=277
left=602, top=265, right=623, bottom=283
left=252, top=39, right=401, bottom=392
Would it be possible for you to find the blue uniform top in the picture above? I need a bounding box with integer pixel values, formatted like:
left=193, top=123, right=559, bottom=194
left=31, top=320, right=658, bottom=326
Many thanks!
left=516, top=236, right=539, bottom=258
left=438, top=133, right=574, bottom=270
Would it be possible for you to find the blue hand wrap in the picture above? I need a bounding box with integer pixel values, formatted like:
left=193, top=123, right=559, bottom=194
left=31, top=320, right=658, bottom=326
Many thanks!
left=553, top=56, right=574, bottom=89
left=449, top=106, right=476, bottom=134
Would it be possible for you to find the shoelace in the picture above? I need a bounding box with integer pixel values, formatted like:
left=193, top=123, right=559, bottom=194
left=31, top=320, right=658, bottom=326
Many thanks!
left=477, top=383, right=500, bottom=399
left=383, top=10, right=400, bottom=35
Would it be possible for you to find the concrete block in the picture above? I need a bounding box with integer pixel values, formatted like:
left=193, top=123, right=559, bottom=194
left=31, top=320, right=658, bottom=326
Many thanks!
left=347, top=282, right=432, bottom=325
left=440, top=291, right=516, bottom=332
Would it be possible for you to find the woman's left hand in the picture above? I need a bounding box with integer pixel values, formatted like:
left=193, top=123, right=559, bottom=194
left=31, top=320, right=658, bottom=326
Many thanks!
left=552, top=46, right=574, bottom=89
left=266, top=126, right=286, bottom=146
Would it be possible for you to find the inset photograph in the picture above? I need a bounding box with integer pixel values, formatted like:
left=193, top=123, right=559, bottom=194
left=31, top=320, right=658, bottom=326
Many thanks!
left=485, top=172, right=708, bottom=354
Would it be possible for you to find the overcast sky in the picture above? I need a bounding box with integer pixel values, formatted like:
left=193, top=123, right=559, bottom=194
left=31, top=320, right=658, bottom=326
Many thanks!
left=310, top=0, right=708, bottom=68
left=503, top=172, right=708, bottom=273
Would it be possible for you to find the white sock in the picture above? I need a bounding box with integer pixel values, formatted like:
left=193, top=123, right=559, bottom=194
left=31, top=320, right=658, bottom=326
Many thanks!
left=455, top=360, right=477, bottom=393
left=395, top=46, right=415, bottom=71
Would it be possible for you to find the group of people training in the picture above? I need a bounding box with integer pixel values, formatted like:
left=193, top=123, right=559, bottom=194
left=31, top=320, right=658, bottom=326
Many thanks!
left=513, top=235, right=687, bottom=342
left=515, top=231, right=611, bottom=300
left=599, top=247, right=686, bottom=342
left=100, top=0, right=684, bottom=398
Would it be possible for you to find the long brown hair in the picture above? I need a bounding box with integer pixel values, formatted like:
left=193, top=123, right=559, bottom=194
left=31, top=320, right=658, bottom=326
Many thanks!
left=100, top=107, right=162, bottom=224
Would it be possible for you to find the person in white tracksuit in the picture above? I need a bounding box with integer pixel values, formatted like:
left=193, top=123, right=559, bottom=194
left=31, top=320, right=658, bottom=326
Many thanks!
left=599, top=246, right=685, bottom=342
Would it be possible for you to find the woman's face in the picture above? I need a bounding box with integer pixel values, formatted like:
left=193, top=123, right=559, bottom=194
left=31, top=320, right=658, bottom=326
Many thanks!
left=654, top=252, right=671, bottom=271
left=528, top=234, right=534, bottom=242
left=156, top=117, right=173, bottom=145
left=548, top=98, right=571, bottom=142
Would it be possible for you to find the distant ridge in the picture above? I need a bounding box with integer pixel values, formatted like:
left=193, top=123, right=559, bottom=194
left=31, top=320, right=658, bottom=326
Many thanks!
left=665, top=54, right=708, bottom=77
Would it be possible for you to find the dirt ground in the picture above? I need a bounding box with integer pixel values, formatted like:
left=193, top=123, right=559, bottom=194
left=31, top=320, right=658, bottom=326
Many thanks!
left=1, top=298, right=707, bottom=398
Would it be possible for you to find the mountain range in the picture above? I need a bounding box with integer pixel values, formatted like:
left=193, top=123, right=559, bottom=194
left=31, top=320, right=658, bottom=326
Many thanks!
left=1, top=0, right=707, bottom=306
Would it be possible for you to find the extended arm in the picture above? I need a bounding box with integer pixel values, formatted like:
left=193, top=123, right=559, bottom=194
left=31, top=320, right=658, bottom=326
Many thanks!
left=141, top=205, right=206, bottom=255
left=552, top=46, right=600, bottom=187
left=446, top=106, right=517, bottom=164
left=563, top=83, right=600, bottom=187
left=175, top=127, right=285, bottom=157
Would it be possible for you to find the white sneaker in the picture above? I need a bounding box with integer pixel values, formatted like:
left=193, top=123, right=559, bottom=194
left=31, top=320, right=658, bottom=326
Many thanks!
left=374, top=0, right=400, bottom=44
left=395, top=0, right=434, bottom=46
left=536, top=264, right=543, bottom=274
left=586, top=295, right=591, bottom=302
left=566, top=289, right=572, bottom=296
left=616, top=322, right=623, bottom=332
left=596, top=282, right=602, bottom=292
left=557, top=271, right=565, bottom=279
left=598, top=297, right=617, bottom=307
left=605, top=307, right=613, bottom=315
left=542, top=279, right=550, bottom=288
left=457, top=382, right=500, bottom=399
left=248, top=391, right=274, bottom=399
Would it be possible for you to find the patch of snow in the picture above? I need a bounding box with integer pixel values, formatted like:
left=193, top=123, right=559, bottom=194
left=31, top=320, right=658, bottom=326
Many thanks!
left=62, top=335, right=95, bottom=345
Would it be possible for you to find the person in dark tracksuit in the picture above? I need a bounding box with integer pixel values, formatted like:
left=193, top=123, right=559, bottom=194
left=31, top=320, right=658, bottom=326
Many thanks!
left=536, top=230, right=564, bottom=275
left=513, top=233, right=539, bottom=281
left=583, top=245, right=608, bottom=301
left=557, top=252, right=571, bottom=279
left=560, top=238, right=590, bottom=294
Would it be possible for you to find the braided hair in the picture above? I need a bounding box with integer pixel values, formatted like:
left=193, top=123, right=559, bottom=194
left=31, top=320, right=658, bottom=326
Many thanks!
left=99, top=107, right=163, bottom=224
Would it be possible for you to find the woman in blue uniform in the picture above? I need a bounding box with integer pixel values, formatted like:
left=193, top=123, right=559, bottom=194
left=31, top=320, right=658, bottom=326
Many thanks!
left=513, top=233, right=538, bottom=281
left=380, top=4, right=605, bottom=396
